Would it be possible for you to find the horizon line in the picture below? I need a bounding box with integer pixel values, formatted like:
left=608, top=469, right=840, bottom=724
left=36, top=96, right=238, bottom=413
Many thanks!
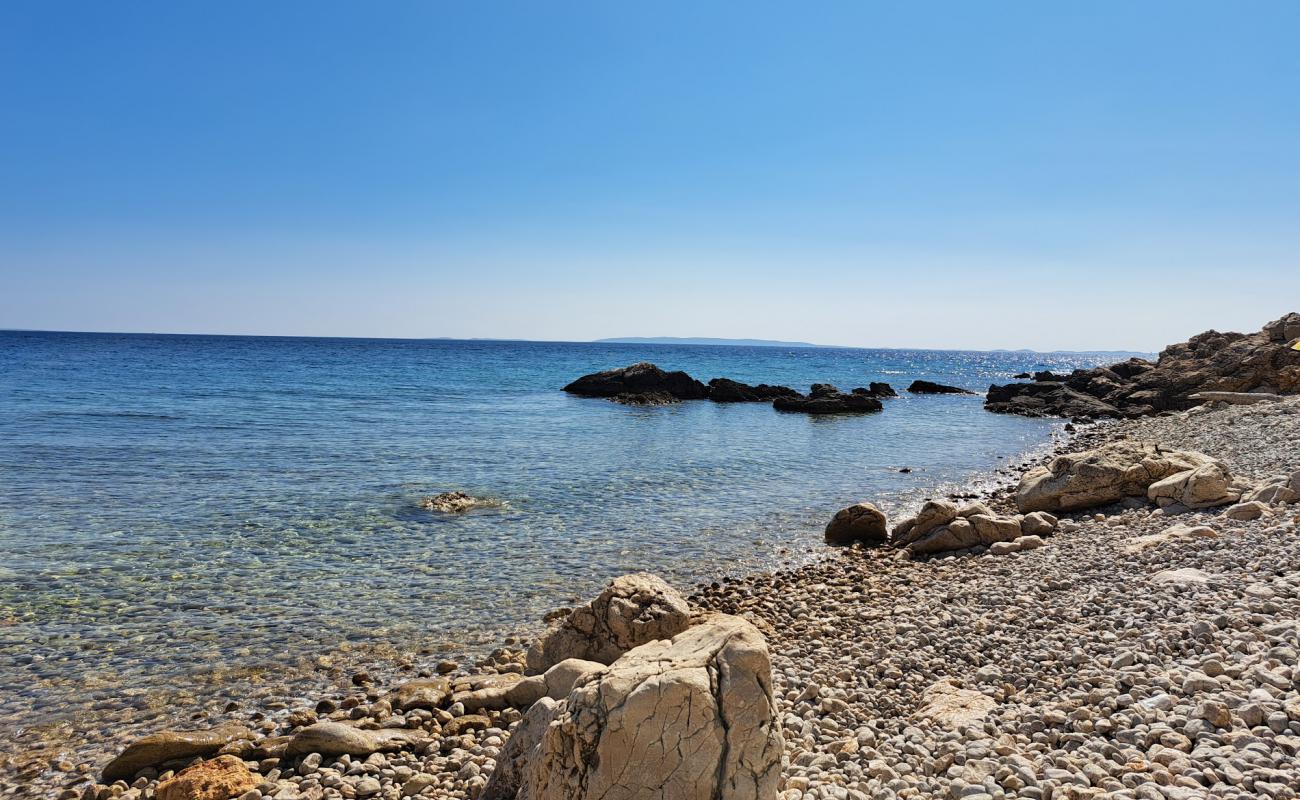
left=0, top=327, right=1156, bottom=356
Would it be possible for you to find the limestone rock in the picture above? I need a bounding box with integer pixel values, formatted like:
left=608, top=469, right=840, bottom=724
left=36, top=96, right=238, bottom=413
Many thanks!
left=1015, top=441, right=1220, bottom=513
left=1220, top=500, right=1273, bottom=521
left=824, top=502, right=888, bottom=546
left=1242, top=470, right=1300, bottom=505
left=1125, top=524, right=1218, bottom=553
left=525, top=573, right=692, bottom=674
left=1188, top=391, right=1283, bottom=405
left=482, top=698, right=561, bottom=800
left=563, top=362, right=709, bottom=401
left=894, top=499, right=959, bottom=546
left=1020, top=511, right=1058, bottom=536
left=388, top=677, right=452, bottom=711
left=156, top=755, right=259, bottom=800
left=541, top=658, right=606, bottom=699
left=517, top=614, right=782, bottom=800
left=283, top=722, right=427, bottom=758
left=1146, top=461, right=1241, bottom=509
left=420, top=491, right=501, bottom=513
left=102, top=723, right=256, bottom=783
left=1150, top=567, right=1213, bottom=585
left=916, top=680, right=996, bottom=728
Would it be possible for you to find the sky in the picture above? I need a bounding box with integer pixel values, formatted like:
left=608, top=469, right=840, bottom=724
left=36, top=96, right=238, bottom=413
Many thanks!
left=1, top=1, right=1298, bottom=351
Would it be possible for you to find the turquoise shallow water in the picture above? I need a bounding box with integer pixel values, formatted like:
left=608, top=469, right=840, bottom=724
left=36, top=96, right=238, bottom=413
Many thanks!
left=0, top=331, right=1123, bottom=752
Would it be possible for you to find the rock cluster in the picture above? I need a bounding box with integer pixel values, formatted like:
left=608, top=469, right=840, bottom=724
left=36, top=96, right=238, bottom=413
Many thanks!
left=419, top=492, right=501, bottom=513
left=774, top=384, right=885, bottom=415
left=562, top=362, right=710, bottom=402
left=564, top=362, right=896, bottom=414
left=986, top=312, right=1300, bottom=418
left=890, top=499, right=1057, bottom=558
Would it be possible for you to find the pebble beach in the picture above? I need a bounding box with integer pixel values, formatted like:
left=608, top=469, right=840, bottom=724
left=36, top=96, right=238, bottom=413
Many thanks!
left=15, top=391, right=1299, bottom=799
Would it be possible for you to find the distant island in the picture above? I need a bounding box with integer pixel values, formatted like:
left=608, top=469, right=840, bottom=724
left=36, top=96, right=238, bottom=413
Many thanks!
left=594, top=336, right=833, bottom=348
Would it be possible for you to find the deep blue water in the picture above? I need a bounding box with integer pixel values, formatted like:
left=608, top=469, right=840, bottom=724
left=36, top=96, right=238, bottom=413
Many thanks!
left=0, top=331, right=1125, bottom=742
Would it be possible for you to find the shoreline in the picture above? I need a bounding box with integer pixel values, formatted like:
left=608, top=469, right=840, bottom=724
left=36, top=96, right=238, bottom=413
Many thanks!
left=5, top=420, right=1075, bottom=797
left=13, top=396, right=1300, bottom=798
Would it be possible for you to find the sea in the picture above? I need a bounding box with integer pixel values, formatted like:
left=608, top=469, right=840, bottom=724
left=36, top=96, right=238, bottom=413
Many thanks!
left=0, top=331, right=1136, bottom=770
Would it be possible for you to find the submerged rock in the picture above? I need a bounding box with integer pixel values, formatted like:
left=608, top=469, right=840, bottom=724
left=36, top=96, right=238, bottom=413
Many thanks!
left=283, top=722, right=428, bottom=758
left=525, top=573, right=692, bottom=674
left=907, top=380, right=976, bottom=395
left=563, top=362, right=709, bottom=400
left=420, top=491, right=500, bottom=513
left=610, top=391, right=680, bottom=406
left=706, top=377, right=799, bottom=403
left=773, top=383, right=884, bottom=414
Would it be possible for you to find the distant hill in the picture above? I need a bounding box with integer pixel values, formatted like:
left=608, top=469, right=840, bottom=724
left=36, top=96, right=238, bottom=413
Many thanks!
left=594, top=336, right=833, bottom=348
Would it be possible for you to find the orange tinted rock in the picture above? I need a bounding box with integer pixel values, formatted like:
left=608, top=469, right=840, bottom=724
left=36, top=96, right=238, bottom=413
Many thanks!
left=156, top=755, right=259, bottom=800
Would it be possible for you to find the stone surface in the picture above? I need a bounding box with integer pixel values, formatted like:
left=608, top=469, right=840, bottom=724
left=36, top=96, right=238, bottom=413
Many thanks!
left=388, top=677, right=452, bottom=711
left=563, top=362, right=710, bottom=401
left=283, top=722, right=427, bottom=758
left=772, top=383, right=884, bottom=414
left=1146, top=461, right=1242, bottom=509
left=155, top=755, right=259, bottom=800
left=102, top=724, right=255, bottom=782
left=420, top=491, right=501, bottom=513
left=1020, top=510, right=1058, bottom=536
left=517, top=614, right=782, bottom=800
left=916, top=680, right=996, bottom=728
left=481, top=698, right=561, bottom=800
left=1125, top=523, right=1218, bottom=553
left=1015, top=440, right=1220, bottom=512
left=525, top=572, right=692, bottom=674
left=824, top=502, right=888, bottom=546
left=1220, top=500, right=1273, bottom=521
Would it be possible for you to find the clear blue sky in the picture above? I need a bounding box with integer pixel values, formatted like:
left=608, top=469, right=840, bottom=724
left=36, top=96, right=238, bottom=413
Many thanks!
left=2, top=1, right=1297, bottom=350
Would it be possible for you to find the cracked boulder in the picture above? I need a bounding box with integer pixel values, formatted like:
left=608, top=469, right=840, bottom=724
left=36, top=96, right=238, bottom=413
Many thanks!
left=1146, top=461, right=1245, bottom=509
left=1015, top=441, right=1221, bottom=513
left=525, top=573, right=693, bottom=675
left=515, top=613, right=782, bottom=800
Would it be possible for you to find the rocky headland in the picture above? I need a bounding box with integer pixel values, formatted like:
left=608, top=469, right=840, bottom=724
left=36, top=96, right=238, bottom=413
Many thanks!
left=986, top=313, right=1300, bottom=419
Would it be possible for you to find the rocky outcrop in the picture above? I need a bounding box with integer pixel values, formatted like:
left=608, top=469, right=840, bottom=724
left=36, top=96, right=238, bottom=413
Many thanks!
left=908, top=380, right=976, bottom=395
left=155, top=756, right=259, bottom=800
left=481, top=698, right=562, bottom=800
left=102, top=724, right=255, bottom=782
left=987, top=313, right=1300, bottom=418
left=891, top=499, right=1046, bottom=557
left=824, top=502, right=888, bottom=546
left=868, top=381, right=897, bottom=397
left=563, top=362, right=709, bottom=401
left=525, top=573, right=692, bottom=674
left=773, top=384, right=884, bottom=414
left=706, top=378, right=799, bottom=403
left=388, top=677, right=451, bottom=711
left=513, top=614, right=782, bottom=800
left=1015, top=441, right=1223, bottom=513
left=283, top=722, right=428, bottom=758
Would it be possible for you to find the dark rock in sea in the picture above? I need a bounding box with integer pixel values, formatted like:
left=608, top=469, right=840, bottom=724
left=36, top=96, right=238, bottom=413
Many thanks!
left=611, top=391, right=680, bottom=406
left=773, top=383, right=884, bottom=414
left=706, top=378, right=799, bottom=403
left=984, top=381, right=1122, bottom=419
left=1033, top=370, right=1065, bottom=382
left=420, top=492, right=502, bottom=513
left=1013, top=372, right=1032, bottom=379
left=986, top=312, right=1300, bottom=419
left=563, top=362, right=709, bottom=400
left=866, top=382, right=897, bottom=397
left=907, top=380, right=976, bottom=395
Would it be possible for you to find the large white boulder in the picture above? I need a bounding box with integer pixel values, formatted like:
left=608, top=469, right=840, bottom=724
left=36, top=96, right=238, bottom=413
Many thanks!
left=1146, top=462, right=1243, bottom=509
left=514, top=614, right=782, bottom=800
left=525, top=573, right=692, bottom=675
left=1016, top=441, right=1221, bottom=513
